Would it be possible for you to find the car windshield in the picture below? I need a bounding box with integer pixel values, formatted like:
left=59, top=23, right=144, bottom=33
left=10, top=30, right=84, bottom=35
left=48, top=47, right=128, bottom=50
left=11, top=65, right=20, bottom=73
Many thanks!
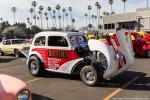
left=70, top=35, right=88, bottom=48
left=12, top=40, right=26, bottom=44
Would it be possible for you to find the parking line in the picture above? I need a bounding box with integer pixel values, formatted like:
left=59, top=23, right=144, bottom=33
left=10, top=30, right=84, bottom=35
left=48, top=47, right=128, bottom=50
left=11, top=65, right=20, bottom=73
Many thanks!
left=0, top=65, right=26, bottom=71
left=25, top=78, right=42, bottom=84
left=103, top=76, right=140, bottom=100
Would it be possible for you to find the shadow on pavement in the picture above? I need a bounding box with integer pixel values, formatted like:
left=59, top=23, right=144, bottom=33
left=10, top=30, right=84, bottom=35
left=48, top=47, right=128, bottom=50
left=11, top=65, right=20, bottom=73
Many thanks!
left=32, top=93, right=54, bottom=100
left=42, top=71, right=150, bottom=91
left=0, top=57, right=16, bottom=63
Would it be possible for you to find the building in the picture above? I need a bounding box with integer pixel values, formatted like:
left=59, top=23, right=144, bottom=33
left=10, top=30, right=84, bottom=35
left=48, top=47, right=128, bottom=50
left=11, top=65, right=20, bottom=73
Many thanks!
left=103, top=7, right=150, bottom=33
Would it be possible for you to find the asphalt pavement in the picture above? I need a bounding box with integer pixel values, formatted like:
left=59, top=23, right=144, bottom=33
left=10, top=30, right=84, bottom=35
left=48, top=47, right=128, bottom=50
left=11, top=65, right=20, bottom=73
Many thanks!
left=0, top=56, right=150, bottom=100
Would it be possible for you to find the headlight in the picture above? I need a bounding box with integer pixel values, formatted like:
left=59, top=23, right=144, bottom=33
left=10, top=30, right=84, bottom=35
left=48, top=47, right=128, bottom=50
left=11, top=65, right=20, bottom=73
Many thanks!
left=17, top=89, right=30, bottom=100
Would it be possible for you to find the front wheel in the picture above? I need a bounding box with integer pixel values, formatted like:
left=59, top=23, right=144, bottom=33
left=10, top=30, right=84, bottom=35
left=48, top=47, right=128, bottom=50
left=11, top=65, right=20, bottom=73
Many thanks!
left=147, top=50, right=150, bottom=58
left=14, top=50, right=20, bottom=58
left=80, top=65, right=99, bottom=86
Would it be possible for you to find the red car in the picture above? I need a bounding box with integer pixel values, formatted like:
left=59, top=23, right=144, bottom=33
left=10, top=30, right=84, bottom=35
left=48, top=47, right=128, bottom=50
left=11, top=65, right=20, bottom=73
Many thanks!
left=131, top=32, right=150, bottom=58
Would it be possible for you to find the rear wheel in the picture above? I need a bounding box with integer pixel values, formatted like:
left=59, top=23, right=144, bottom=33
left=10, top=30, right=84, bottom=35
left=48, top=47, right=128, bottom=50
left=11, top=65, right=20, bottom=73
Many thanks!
left=80, top=65, right=99, bottom=86
left=147, top=50, right=150, bottom=58
left=14, top=50, right=20, bottom=58
left=28, top=56, right=44, bottom=76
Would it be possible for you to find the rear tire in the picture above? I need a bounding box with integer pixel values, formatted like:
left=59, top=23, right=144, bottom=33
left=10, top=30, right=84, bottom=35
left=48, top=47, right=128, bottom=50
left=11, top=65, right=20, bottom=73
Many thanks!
left=28, top=56, right=45, bottom=76
left=80, top=65, right=99, bottom=86
left=147, top=50, right=150, bottom=58
left=14, top=50, right=20, bottom=58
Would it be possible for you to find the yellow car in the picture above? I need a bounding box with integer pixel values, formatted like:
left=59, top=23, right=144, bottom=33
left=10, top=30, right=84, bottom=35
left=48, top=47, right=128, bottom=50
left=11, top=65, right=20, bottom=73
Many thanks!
left=0, top=39, right=30, bottom=57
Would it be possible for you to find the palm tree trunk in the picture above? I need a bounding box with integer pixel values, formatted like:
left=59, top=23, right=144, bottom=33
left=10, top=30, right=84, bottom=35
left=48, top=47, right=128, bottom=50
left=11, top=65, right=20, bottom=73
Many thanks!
left=124, top=2, right=126, bottom=13
left=66, top=15, right=68, bottom=28
left=13, top=12, right=16, bottom=24
left=34, top=7, right=36, bottom=26
left=63, top=13, right=64, bottom=29
left=70, top=11, right=72, bottom=27
left=47, top=20, right=49, bottom=30
left=111, top=4, right=113, bottom=12
left=85, top=17, right=87, bottom=27
left=147, top=0, right=149, bottom=8
left=89, top=10, right=91, bottom=25
left=97, top=8, right=99, bottom=27
left=98, top=9, right=101, bottom=26
left=31, top=13, right=33, bottom=25
left=40, top=13, right=43, bottom=29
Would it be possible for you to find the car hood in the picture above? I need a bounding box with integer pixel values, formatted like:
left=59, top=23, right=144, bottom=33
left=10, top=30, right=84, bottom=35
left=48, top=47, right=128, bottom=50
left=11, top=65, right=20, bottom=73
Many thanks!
left=0, top=74, right=28, bottom=100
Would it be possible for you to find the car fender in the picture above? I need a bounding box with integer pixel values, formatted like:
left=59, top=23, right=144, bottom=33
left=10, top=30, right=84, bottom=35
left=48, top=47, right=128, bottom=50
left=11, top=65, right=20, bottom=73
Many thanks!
left=27, top=51, right=44, bottom=65
left=88, top=40, right=119, bottom=80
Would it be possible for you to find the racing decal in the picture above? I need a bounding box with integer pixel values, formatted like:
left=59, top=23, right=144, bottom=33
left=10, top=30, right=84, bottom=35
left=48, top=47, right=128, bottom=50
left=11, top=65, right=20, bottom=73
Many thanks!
left=110, top=34, right=126, bottom=69
left=48, top=50, right=68, bottom=58
left=47, top=49, right=80, bottom=70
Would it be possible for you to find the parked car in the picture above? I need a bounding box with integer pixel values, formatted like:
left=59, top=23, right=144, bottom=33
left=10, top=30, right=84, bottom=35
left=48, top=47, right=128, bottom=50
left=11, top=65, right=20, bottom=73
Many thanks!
left=0, top=39, right=30, bottom=57
left=131, top=32, right=150, bottom=57
left=25, top=31, right=134, bottom=86
left=0, top=74, right=31, bottom=100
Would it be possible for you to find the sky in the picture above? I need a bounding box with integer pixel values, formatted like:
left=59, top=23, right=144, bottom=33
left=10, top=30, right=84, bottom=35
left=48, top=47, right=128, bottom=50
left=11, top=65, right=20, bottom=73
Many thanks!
left=0, top=0, right=149, bottom=29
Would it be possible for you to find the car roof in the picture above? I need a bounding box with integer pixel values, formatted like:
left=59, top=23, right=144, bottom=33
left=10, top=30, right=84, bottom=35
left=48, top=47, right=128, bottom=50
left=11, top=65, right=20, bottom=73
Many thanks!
left=35, top=31, right=84, bottom=37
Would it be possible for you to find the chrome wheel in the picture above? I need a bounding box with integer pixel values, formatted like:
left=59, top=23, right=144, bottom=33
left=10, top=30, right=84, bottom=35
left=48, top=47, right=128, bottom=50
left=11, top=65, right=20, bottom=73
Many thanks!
left=30, top=61, right=39, bottom=75
left=84, top=70, right=95, bottom=84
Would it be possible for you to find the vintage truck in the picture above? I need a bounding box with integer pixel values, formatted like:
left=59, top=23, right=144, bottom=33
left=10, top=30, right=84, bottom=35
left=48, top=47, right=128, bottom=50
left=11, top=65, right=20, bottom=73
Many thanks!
left=25, top=31, right=134, bottom=86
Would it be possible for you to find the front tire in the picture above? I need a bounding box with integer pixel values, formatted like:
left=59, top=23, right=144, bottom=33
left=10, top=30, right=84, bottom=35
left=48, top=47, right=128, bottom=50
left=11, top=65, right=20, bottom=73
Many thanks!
left=14, top=50, right=20, bottom=58
left=28, top=56, right=44, bottom=76
left=80, top=65, right=99, bottom=86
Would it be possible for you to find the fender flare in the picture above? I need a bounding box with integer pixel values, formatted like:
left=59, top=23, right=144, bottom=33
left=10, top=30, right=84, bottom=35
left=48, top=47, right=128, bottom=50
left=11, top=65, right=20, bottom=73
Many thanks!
left=27, top=51, right=44, bottom=65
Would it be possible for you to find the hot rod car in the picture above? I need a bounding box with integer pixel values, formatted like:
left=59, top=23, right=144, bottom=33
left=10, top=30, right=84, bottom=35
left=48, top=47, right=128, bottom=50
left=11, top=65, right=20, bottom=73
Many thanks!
left=26, top=31, right=134, bottom=86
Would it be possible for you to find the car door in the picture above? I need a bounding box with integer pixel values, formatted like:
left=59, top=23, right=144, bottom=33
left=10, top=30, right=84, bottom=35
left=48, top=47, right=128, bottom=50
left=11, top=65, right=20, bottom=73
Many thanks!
left=1, top=40, right=12, bottom=54
left=45, top=36, right=79, bottom=72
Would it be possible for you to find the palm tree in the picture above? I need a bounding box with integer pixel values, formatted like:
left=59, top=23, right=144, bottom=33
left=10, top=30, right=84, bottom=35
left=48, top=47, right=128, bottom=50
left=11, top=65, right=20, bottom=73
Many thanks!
left=56, top=4, right=61, bottom=29
left=45, top=12, right=49, bottom=29
left=37, top=16, right=40, bottom=27
left=72, top=18, right=75, bottom=29
left=31, top=1, right=37, bottom=26
left=91, top=14, right=95, bottom=27
left=68, top=7, right=73, bottom=26
left=146, top=0, right=149, bottom=8
left=109, top=0, right=114, bottom=12
left=27, top=17, right=30, bottom=28
left=88, top=5, right=92, bottom=25
left=95, top=2, right=100, bottom=26
left=29, top=8, right=34, bottom=25
left=121, top=0, right=127, bottom=13
left=62, top=8, right=66, bottom=29
left=39, top=5, right=44, bottom=29
left=53, top=10, right=56, bottom=28
left=84, top=13, right=88, bottom=27
left=94, top=16, right=97, bottom=27
left=47, top=6, right=53, bottom=28
left=65, top=13, right=68, bottom=27
left=11, top=7, right=17, bottom=24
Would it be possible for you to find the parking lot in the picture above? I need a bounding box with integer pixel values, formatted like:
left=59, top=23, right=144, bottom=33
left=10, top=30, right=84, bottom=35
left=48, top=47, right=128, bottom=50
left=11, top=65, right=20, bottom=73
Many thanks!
left=0, top=55, right=150, bottom=100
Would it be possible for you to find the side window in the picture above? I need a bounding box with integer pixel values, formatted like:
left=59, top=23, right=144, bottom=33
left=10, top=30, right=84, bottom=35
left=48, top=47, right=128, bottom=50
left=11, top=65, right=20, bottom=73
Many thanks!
left=3, top=40, right=10, bottom=45
left=48, top=36, right=68, bottom=47
left=34, top=36, right=46, bottom=46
